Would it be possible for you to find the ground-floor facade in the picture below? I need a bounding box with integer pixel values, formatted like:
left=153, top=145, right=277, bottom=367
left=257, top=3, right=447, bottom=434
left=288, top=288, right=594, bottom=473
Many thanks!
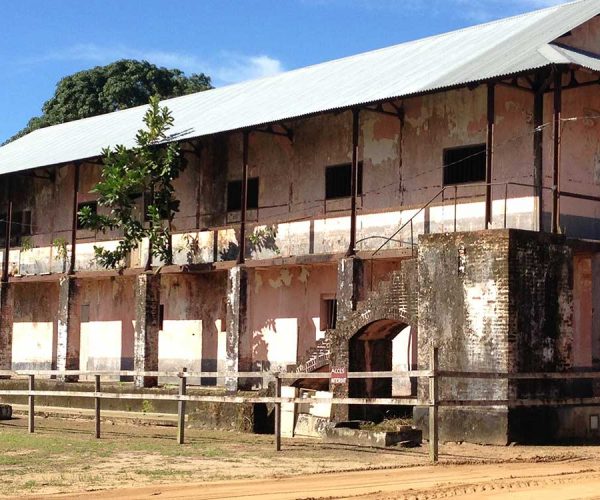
left=1, top=229, right=599, bottom=444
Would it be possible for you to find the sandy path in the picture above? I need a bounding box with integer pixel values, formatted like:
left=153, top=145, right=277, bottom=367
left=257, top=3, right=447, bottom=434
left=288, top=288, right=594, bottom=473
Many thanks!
left=46, top=459, right=600, bottom=500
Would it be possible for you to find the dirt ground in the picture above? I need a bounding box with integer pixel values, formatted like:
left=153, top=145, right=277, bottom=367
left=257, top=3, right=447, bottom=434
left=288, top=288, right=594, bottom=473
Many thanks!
left=1, top=415, right=600, bottom=499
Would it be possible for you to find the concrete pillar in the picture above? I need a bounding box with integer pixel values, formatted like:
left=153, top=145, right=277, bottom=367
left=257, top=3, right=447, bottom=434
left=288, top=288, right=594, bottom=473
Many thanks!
left=336, top=256, right=364, bottom=323
left=56, top=276, right=81, bottom=381
left=134, top=272, right=161, bottom=388
left=330, top=256, right=365, bottom=421
left=225, top=265, right=252, bottom=392
left=0, top=282, right=14, bottom=374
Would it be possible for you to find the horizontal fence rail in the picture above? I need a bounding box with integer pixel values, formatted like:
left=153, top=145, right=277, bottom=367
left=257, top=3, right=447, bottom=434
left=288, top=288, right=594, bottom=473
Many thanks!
left=2, top=351, right=600, bottom=464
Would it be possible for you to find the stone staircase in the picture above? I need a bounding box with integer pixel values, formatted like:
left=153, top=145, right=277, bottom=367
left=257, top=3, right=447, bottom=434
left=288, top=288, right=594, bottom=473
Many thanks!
left=295, top=257, right=418, bottom=374
left=296, top=337, right=331, bottom=373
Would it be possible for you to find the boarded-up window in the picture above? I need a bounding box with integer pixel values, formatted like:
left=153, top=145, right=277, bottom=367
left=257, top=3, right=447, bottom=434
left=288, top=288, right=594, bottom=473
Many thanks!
left=320, top=296, right=337, bottom=330
left=443, top=144, right=486, bottom=185
left=227, top=177, right=259, bottom=212
left=325, top=162, right=363, bottom=200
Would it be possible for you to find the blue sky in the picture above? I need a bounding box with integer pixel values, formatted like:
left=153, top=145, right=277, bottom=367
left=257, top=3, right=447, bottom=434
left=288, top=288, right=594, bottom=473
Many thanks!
left=0, top=0, right=570, bottom=142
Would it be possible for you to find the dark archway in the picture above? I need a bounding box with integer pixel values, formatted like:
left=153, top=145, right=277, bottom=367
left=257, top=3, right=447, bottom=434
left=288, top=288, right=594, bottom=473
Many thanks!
left=349, top=319, right=415, bottom=421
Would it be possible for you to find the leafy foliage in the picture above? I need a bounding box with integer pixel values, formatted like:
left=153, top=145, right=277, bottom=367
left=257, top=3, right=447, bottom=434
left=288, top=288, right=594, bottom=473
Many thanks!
left=78, top=96, right=184, bottom=269
left=5, top=59, right=211, bottom=143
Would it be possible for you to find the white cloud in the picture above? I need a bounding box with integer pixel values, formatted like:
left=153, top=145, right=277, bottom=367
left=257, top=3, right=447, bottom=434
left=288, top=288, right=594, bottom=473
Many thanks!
left=20, top=44, right=285, bottom=87
left=212, top=54, right=285, bottom=84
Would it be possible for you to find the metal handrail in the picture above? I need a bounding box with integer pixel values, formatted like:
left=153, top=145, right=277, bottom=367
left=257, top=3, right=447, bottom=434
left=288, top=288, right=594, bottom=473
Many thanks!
left=371, top=181, right=561, bottom=256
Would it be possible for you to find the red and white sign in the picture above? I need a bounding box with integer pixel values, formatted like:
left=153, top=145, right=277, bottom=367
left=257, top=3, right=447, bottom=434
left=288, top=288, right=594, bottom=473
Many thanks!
left=331, top=367, right=347, bottom=385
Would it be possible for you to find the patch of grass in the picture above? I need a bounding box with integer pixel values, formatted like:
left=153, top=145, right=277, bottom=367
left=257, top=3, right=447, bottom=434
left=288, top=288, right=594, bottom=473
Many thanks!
left=23, top=480, right=38, bottom=490
left=141, top=400, right=155, bottom=414
left=132, top=468, right=193, bottom=479
left=203, top=447, right=227, bottom=458
left=359, top=418, right=413, bottom=432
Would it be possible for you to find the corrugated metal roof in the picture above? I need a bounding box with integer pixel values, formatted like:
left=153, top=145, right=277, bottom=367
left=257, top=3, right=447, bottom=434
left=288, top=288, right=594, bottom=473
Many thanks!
left=1, top=0, right=599, bottom=174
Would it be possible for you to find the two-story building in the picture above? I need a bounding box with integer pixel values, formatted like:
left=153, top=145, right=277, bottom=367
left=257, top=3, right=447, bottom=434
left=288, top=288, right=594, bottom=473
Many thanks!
left=1, top=0, right=600, bottom=443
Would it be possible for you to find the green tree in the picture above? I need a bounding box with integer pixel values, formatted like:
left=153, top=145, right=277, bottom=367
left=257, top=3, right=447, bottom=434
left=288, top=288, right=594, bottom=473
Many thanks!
left=6, top=59, right=211, bottom=143
left=78, top=95, right=183, bottom=269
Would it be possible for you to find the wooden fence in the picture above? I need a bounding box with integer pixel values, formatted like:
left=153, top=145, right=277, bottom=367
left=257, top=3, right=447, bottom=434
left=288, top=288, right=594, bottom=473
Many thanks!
left=1, top=347, right=600, bottom=463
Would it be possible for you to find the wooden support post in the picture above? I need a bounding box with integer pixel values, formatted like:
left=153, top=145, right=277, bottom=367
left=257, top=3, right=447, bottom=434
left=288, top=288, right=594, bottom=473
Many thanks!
left=94, top=374, right=101, bottom=439
left=429, top=346, right=439, bottom=463
left=69, top=163, right=80, bottom=275
left=504, top=183, right=509, bottom=229
left=533, top=78, right=545, bottom=232
left=274, top=374, right=282, bottom=452
left=177, top=367, right=187, bottom=445
left=28, top=374, right=35, bottom=434
left=238, top=131, right=249, bottom=265
left=485, top=83, right=495, bottom=229
left=347, top=109, right=360, bottom=257
left=551, top=69, right=562, bottom=234
left=2, top=201, right=12, bottom=283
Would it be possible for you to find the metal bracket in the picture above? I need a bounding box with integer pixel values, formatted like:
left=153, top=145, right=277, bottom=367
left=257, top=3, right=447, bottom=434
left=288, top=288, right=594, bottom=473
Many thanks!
left=254, top=124, right=294, bottom=143
left=363, top=102, right=404, bottom=122
left=19, top=168, right=56, bottom=182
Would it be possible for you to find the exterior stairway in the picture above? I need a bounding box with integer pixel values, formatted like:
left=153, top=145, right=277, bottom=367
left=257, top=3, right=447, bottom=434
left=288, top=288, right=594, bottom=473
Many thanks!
left=295, top=256, right=417, bottom=375
left=296, top=337, right=331, bottom=373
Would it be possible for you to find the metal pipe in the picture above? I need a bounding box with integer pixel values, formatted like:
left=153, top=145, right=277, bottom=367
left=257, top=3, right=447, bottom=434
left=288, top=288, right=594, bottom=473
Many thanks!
left=347, top=109, right=360, bottom=257
left=533, top=81, right=544, bottom=232
left=238, top=130, right=249, bottom=264
left=2, top=201, right=12, bottom=283
left=551, top=69, right=562, bottom=234
left=94, top=374, right=101, bottom=439
left=485, top=83, right=495, bottom=229
left=177, top=367, right=187, bottom=444
left=504, top=183, right=508, bottom=229
left=69, top=163, right=80, bottom=275
left=28, top=374, right=35, bottom=433
left=274, top=374, right=281, bottom=451
left=454, top=185, right=457, bottom=233
left=428, top=345, right=439, bottom=463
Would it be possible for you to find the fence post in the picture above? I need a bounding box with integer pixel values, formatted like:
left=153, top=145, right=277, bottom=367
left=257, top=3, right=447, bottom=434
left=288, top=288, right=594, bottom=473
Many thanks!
left=275, top=373, right=281, bottom=452
left=177, top=367, right=187, bottom=445
left=429, top=346, right=439, bottom=463
left=28, top=374, right=35, bottom=433
left=94, top=374, right=101, bottom=439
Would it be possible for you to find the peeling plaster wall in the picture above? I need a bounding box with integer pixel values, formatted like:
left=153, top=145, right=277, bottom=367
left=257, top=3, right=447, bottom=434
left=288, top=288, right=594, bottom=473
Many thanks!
left=11, top=282, right=59, bottom=371
left=159, top=273, right=226, bottom=385
left=77, top=277, right=136, bottom=380
left=3, top=80, right=599, bottom=274
left=573, top=254, right=593, bottom=368
left=546, top=75, right=600, bottom=238
left=249, top=264, right=337, bottom=371
left=555, top=16, right=600, bottom=54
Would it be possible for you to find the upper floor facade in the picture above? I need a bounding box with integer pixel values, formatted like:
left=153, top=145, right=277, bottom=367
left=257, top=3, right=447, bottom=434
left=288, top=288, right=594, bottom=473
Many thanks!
left=1, top=1, right=600, bottom=278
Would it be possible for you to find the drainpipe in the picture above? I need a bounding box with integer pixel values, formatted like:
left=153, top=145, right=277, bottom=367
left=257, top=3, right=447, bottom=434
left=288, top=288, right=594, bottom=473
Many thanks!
left=2, top=201, right=12, bottom=283
left=485, top=83, right=495, bottom=229
left=551, top=68, right=562, bottom=234
left=69, top=163, right=80, bottom=275
left=238, top=130, right=249, bottom=265
left=347, top=109, right=360, bottom=257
